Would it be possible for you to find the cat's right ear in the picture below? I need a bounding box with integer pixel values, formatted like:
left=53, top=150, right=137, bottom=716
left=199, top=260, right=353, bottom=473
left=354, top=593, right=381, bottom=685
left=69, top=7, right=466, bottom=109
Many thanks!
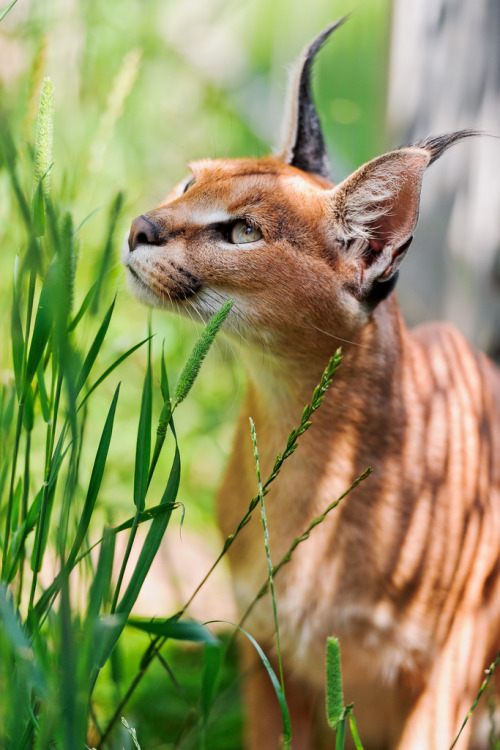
left=278, top=19, right=346, bottom=180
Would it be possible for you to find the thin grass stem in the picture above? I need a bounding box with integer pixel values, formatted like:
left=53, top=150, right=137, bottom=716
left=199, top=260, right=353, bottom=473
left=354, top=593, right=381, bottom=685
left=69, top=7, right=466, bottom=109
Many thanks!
left=16, top=430, right=31, bottom=607
left=239, top=468, right=372, bottom=626
left=2, top=270, right=38, bottom=576
left=28, top=370, right=63, bottom=611
left=2, top=405, right=24, bottom=576
left=449, top=646, right=500, bottom=749
left=250, top=418, right=286, bottom=702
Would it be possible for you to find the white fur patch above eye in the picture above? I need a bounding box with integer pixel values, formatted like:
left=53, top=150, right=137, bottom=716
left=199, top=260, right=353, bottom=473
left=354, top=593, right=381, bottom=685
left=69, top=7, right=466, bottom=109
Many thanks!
left=182, top=206, right=234, bottom=226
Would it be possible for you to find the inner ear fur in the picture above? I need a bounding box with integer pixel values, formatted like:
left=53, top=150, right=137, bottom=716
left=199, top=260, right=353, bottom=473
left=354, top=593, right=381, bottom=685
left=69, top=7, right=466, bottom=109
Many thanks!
left=323, top=129, right=479, bottom=299
left=326, top=148, right=431, bottom=295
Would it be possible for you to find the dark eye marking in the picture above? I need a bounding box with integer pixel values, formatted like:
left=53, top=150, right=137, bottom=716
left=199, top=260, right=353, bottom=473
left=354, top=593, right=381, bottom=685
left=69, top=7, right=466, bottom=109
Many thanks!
left=183, top=177, right=196, bottom=193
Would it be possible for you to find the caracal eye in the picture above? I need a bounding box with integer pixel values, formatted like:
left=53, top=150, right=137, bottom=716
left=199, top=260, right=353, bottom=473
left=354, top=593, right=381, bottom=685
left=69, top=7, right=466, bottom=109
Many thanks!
left=230, top=220, right=262, bottom=244
left=183, top=177, right=196, bottom=193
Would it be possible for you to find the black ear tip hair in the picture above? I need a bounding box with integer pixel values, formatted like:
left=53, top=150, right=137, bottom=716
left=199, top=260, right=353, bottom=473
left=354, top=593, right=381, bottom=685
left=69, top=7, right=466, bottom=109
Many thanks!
left=300, top=16, right=349, bottom=74
left=409, top=129, right=484, bottom=164
left=306, top=16, right=349, bottom=60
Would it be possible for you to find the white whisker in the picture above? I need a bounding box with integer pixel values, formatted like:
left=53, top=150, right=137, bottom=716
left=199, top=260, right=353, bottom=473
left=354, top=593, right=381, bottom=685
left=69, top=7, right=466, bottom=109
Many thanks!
left=306, top=320, right=371, bottom=349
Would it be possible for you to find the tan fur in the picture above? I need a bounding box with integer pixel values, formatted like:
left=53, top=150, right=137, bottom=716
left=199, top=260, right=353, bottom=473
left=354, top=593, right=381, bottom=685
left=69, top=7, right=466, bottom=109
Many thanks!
left=123, top=61, right=500, bottom=750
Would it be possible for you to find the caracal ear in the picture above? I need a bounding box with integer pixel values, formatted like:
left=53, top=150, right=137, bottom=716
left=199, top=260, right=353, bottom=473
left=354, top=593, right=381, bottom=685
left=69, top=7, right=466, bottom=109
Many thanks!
left=325, top=130, right=480, bottom=303
left=278, top=18, right=346, bottom=180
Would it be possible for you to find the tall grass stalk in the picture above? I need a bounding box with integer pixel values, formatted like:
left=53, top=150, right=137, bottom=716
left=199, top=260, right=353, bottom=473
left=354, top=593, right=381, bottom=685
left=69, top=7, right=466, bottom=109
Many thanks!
left=250, top=418, right=286, bottom=706
left=2, top=76, right=54, bottom=579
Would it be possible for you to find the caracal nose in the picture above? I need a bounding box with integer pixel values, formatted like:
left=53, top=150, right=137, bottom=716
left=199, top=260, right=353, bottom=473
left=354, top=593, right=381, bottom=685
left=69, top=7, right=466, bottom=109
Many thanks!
left=128, top=215, right=163, bottom=251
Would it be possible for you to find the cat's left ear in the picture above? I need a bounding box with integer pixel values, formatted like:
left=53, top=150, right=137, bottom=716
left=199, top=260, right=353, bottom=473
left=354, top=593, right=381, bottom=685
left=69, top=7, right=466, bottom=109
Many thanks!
left=279, top=19, right=346, bottom=180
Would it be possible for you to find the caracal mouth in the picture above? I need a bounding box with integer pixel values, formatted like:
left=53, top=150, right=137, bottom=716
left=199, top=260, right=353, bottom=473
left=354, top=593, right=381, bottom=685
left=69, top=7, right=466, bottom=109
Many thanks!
left=123, top=238, right=202, bottom=307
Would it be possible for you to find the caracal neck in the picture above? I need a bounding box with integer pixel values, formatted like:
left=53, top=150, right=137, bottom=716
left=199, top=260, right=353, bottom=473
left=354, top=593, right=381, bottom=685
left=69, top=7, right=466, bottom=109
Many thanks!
left=240, top=294, right=407, bottom=426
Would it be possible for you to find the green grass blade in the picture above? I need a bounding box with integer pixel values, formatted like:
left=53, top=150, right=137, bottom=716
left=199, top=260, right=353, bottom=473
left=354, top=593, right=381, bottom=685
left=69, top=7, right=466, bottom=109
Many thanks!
left=112, top=501, right=179, bottom=533
left=326, top=637, right=344, bottom=729
left=86, top=528, right=116, bottom=627
left=59, top=573, right=81, bottom=750
left=30, top=479, right=57, bottom=575
left=28, top=502, right=178, bottom=623
left=67, top=384, right=120, bottom=567
left=224, top=622, right=291, bottom=744
left=173, top=299, right=232, bottom=406
left=201, top=642, right=224, bottom=733
left=160, top=342, right=170, bottom=401
left=127, top=617, right=218, bottom=644
left=147, top=343, right=173, bottom=486
left=0, top=116, right=32, bottom=231
left=147, top=397, right=172, bottom=488
left=75, top=296, right=116, bottom=395
left=335, top=717, right=347, bottom=750
left=11, top=286, right=24, bottom=398
left=36, top=361, right=50, bottom=422
left=22, top=383, right=34, bottom=433
left=5, top=488, right=42, bottom=582
left=134, top=338, right=152, bottom=511
left=348, top=712, right=365, bottom=750
left=0, top=382, right=15, bottom=435
left=25, top=261, right=58, bottom=386
left=55, top=210, right=76, bottom=324
left=74, top=205, right=102, bottom=235
left=0, top=0, right=20, bottom=22
left=27, top=388, right=119, bottom=618
left=118, top=443, right=180, bottom=616
left=68, top=281, right=97, bottom=332
left=12, top=425, right=70, bottom=587
left=31, top=178, right=45, bottom=237
left=98, top=443, right=181, bottom=667
left=83, top=532, right=118, bottom=705
left=29, top=427, right=70, bottom=580
left=90, top=192, right=124, bottom=314
left=78, top=335, right=151, bottom=409
left=10, top=476, right=22, bottom=532
left=0, top=584, right=46, bottom=694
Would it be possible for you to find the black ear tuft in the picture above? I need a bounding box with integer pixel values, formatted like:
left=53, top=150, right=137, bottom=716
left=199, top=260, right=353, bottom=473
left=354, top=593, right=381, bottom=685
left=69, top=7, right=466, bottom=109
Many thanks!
left=408, top=129, right=482, bottom=165
left=279, top=18, right=347, bottom=179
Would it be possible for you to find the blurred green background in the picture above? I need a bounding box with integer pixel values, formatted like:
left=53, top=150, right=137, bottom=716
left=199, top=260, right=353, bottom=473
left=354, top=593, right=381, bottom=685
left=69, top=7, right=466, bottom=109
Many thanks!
left=0, top=0, right=391, bottom=746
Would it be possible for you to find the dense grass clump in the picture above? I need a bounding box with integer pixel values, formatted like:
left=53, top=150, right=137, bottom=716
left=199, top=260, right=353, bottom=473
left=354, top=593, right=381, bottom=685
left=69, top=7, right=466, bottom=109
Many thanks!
left=0, top=66, right=240, bottom=746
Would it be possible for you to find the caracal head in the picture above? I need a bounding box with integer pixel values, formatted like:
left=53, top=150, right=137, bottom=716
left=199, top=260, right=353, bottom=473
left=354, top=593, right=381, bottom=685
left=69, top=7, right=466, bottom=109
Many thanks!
left=123, top=19, right=476, bottom=361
